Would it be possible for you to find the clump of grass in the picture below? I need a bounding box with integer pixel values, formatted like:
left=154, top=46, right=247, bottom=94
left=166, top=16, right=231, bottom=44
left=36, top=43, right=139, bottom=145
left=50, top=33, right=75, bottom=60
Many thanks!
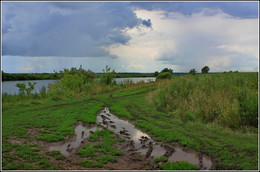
left=154, top=156, right=168, bottom=163
left=77, top=145, right=95, bottom=157
left=46, top=150, right=65, bottom=160
left=2, top=143, right=57, bottom=170
left=77, top=129, right=124, bottom=168
left=159, top=161, right=199, bottom=170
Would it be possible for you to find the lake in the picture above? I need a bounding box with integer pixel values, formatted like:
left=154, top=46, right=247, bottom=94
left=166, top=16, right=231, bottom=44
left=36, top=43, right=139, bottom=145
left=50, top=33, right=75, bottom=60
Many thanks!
left=2, top=77, right=155, bottom=95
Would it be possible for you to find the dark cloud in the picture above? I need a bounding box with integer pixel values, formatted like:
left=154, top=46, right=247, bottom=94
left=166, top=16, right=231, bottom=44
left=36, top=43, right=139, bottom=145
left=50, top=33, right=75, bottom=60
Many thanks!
left=142, top=19, right=152, bottom=28
left=132, top=1, right=258, bottom=18
left=2, top=1, right=258, bottom=58
left=2, top=2, right=139, bottom=57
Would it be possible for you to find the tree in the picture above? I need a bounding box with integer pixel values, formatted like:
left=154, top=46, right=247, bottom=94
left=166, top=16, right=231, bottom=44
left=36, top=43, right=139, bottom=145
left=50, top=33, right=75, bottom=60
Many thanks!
left=161, top=68, right=173, bottom=74
left=154, top=71, right=159, bottom=77
left=201, top=66, right=210, bottom=74
left=189, top=69, right=196, bottom=75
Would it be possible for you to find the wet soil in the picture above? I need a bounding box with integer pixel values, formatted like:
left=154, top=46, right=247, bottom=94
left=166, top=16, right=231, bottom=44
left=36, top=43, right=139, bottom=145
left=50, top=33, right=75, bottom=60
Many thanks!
left=9, top=107, right=212, bottom=170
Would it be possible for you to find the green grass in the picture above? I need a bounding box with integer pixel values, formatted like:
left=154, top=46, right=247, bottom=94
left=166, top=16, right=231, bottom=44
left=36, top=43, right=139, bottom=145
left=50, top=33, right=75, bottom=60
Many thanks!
left=159, top=161, right=199, bottom=170
left=2, top=96, right=104, bottom=170
left=111, top=86, right=155, bottom=98
left=2, top=72, right=258, bottom=170
left=2, top=143, right=58, bottom=170
left=154, top=156, right=168, bottom=163
left=46, top=150, right=65, bottom=160
left=151, top=73, right=258, bottom=128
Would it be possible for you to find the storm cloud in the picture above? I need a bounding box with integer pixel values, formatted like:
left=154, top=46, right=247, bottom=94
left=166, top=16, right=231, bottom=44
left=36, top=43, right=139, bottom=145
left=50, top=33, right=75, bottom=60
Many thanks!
left=2, top=2, right=140, bottom=57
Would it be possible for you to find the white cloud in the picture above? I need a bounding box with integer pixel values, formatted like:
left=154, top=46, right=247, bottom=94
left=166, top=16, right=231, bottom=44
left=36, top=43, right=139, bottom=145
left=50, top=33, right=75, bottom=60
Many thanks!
left=217, top=45, right=258, bottom=58
left=104, top=8, right=258, bottom=72
left=21, top=67, right=34, bottom=73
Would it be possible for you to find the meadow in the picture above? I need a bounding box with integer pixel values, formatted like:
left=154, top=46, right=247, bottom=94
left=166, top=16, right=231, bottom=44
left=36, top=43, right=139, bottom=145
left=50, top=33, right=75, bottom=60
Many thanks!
left=1, top=71, right=258, bottom=170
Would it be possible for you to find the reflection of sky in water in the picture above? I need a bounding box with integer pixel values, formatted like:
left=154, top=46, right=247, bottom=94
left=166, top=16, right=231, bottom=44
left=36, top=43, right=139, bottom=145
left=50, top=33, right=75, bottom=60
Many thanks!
left=98, top=107, right=212, bottom=169
left=49, top=107, right=212, bottom=170
left=49, top=123, right=101, bottom=156
left=169, top=147, right=200, bottom=165
left=168, top=147, right=212, bottom=169
left=96, top=107, right=151, bottom=149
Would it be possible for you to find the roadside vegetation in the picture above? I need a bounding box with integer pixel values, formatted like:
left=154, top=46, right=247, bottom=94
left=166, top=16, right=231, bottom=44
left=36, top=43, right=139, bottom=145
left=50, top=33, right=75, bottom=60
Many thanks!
left=2, top=65, right=258, bottom=170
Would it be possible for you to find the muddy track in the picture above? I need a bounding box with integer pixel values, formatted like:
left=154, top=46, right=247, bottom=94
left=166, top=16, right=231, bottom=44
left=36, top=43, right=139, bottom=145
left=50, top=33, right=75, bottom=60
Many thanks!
left=111, top=89, right=154, bottom=99
left=125, top=105, right=146, bottom=122
left=13, top=98, right=105, bottom=114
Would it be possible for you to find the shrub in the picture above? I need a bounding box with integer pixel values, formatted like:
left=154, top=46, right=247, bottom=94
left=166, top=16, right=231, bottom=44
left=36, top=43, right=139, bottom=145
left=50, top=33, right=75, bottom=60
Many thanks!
left=156, top=72, right=172, bottom=80
left=100, top=65, right=116, bottom=85
left=16, top=82, right=36, bottom=96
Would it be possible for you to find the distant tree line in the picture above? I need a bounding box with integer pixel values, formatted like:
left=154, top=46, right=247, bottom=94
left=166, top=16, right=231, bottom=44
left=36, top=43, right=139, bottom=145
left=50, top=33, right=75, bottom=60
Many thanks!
left=154, top=66, right=211, bottom=80
left=2, top=71, right=60, bottom=81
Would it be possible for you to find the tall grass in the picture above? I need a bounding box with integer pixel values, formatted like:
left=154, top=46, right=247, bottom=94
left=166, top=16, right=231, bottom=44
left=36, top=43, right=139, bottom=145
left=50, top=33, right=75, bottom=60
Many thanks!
left=149, top=73, right=258, bottom=129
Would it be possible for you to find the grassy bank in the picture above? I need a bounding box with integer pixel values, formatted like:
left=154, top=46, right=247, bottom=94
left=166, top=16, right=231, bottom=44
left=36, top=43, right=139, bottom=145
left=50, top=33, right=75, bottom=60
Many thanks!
left=151, top=72, right=258, bottom=129
left=2, top=72, right=258, bottom=170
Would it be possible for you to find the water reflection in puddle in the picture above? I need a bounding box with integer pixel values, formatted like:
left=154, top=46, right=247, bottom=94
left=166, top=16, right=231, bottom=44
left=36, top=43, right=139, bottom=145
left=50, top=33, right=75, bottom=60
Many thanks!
left=96, top=107, right=152, bottom=150
left=49, top=107, right=212, bottom=169
left=49, top=123, right=102, bottom=156
left=97, top=107, right=212, bottom=170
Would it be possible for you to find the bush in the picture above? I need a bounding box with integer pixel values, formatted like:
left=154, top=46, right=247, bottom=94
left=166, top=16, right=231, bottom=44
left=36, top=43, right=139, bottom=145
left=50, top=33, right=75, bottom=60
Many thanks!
left=100, top=65, right=116, bottom=85
left=156, top=72, right=172, bottom=80
left=16, top=82, right=36, bottom=96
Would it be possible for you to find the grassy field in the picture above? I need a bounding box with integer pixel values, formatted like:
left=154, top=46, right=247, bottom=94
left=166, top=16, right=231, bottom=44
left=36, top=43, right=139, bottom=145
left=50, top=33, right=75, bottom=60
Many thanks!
left=2, top=72, right=258, bottom=170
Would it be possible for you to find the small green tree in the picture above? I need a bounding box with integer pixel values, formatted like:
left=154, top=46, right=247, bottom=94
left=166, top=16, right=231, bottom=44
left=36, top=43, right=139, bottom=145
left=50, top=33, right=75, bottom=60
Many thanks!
left=189, top=69, right=196, bottom=75
left=201, top=66, right=210, bottom=74
left=100, top=65, right=116, bottom=85
left=16, top=83, right=26, bottom=96
left=26, top=82, right=37, bottom=95
left=16, top=82, right=36, bottom=96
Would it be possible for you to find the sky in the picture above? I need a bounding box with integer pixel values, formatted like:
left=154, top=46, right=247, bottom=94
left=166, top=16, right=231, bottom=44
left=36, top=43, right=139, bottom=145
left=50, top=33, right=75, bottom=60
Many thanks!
left=1, top=1, right=259, bottom=73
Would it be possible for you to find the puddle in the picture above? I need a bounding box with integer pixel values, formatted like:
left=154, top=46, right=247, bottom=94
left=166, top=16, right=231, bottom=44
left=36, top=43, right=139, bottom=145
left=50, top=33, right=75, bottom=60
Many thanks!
left=49, top=122, right=102, bottom=156
left=49, top=107, right=212, bottom=170
left=96, top=107, right=212, bottom=170
left=168, top=147, right=212, bottom=170
left=96, top=107, right=152, bottom=150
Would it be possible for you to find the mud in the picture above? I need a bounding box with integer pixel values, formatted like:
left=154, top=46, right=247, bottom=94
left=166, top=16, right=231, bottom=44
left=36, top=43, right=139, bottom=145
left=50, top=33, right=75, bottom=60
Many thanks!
left=49, top=122, right=102, bottom=156
left=96, top=107, right=213, bottom=170
left=47, top=107, right=213, bottom=170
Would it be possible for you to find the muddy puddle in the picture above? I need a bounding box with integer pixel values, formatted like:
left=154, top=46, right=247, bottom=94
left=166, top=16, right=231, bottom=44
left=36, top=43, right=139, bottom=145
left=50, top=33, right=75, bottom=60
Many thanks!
left=49, top=123, right=103, bottom=156
left=49, top=107, right=212, bottom=170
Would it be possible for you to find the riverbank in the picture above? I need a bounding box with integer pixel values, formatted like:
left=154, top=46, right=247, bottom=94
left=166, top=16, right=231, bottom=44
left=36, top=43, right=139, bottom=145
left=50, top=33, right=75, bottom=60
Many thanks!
left=2, top=73, right=258, bottom=170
